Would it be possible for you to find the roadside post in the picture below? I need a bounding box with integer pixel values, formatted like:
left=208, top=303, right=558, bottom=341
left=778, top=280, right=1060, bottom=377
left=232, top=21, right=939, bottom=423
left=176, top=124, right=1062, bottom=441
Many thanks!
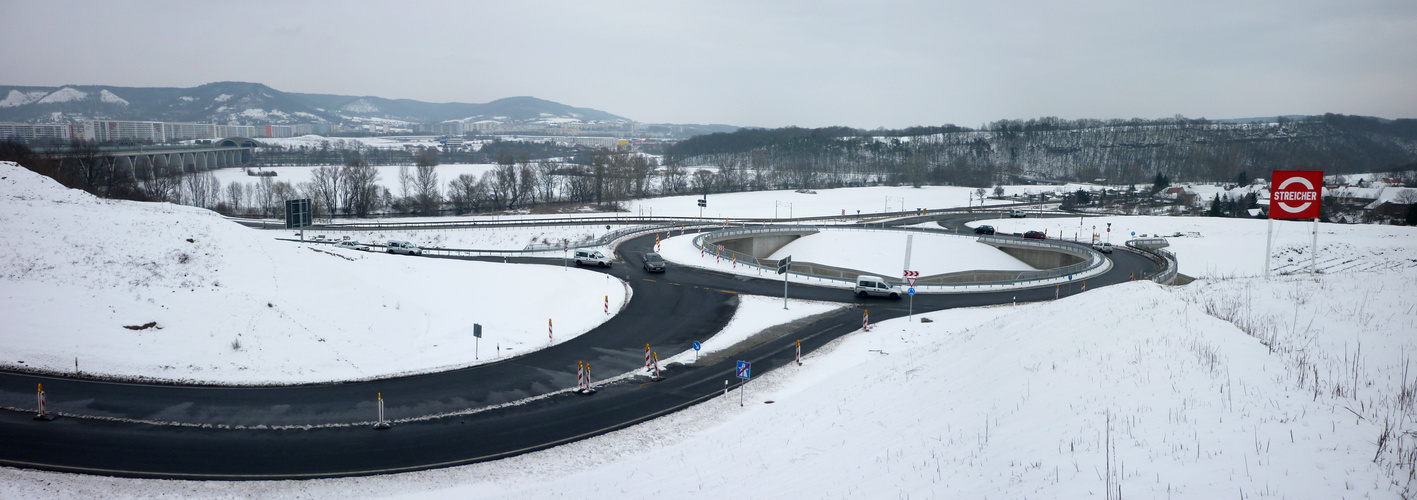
left=473, top=323, right=482, bottom=360
left=35, top=384, right=53, bottom=421
left=907, top=286, right=916, bottom=320
left=693, top=341, right=702, bottom=363
left=796, top=339, right=802, bottom=366
left=373, top=393, right=391, bottom=430
left=548, top=318, right=553, bottom=344
left=777, top=256, right=792, bottom=309
left=651, top=352, right=662, bottom=381
left=904, top=270, right=918, bottom=321
left=645, top=343, right=652, bottom=371
left=862, top=309, right=869, bottom=331
left=736, top=361, right=751, bottom=406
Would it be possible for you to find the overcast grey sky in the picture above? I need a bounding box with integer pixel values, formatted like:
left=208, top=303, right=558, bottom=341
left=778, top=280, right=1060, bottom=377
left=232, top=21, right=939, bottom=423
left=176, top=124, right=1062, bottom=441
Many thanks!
left=4, top=0, right=1415, bottom=128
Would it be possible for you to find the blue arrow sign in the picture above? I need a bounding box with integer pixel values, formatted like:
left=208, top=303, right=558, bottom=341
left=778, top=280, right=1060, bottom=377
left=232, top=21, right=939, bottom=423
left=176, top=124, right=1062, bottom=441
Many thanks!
left=736, top=360, right=751, bottom=379
left=907, top=287, right=915, bottom=296
left=693, top=341, right=702, bottom=351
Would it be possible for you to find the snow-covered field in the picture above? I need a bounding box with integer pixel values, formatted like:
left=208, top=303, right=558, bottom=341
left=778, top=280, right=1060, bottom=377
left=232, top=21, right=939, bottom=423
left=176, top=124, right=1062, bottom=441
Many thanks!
left=0, top=162, right=628, bottom=384
left=3, top=159, right=1417, bottom=497
left=975, top=214, right=1416, bottom=279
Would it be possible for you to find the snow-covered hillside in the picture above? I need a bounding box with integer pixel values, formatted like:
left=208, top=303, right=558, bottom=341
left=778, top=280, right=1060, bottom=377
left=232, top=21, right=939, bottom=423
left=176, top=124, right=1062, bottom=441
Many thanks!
left=2, top=159, right=1416, bottom=497
left=0, top=162, right=628, bottom=384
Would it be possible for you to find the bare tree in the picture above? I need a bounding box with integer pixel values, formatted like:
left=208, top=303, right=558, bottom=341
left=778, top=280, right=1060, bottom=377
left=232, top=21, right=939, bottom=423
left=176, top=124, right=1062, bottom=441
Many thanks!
left=414, top=164, right=441, bottom=214
left=308, top=165, right=343, bottom=220
left=447, top=173, right=488, bottom=214
left=535, top=160, right=559, bottom=203
left=343, top=161, right=381, bottom=217
left=226, top=181, right=244, bottom=212
left=662, top=162, right=686, bottom=194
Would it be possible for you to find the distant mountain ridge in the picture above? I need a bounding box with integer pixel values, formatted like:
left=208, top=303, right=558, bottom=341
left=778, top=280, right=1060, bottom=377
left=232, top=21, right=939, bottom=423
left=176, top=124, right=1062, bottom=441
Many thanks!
left=0, top=81, right=631, bottom=125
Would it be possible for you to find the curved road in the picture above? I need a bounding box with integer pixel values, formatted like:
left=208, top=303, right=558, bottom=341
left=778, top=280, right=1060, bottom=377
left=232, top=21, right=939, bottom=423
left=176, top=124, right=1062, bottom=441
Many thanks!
left=0, top=220, right=1161, bottom=478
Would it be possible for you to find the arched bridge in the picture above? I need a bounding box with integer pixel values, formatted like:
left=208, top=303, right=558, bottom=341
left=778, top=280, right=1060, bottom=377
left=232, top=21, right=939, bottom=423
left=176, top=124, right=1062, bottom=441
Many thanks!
left=41, top=137, right=262, bottom=174
left=110, top=137, right=262, bottom=173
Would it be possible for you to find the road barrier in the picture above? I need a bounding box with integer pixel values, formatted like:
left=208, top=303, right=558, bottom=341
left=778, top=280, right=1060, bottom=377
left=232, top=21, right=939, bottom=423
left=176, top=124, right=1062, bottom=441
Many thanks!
left=691, top=224, right=1123, bottom=292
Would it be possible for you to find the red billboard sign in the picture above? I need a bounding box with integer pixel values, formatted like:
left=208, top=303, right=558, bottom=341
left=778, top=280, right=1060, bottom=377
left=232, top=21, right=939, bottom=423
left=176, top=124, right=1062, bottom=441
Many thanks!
left=1269, top=170, right=1323, bottom=219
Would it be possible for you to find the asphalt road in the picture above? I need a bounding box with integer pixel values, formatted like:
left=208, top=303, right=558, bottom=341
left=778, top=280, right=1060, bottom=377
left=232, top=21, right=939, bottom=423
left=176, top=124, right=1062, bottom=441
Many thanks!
left=0, top=220, right=1160, bottom=479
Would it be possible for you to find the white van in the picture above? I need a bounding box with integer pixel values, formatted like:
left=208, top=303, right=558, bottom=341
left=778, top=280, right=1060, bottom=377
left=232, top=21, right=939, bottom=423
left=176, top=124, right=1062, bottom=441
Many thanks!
left=573, top=249, right=613, bottom=267
left=854, top=275, right=904, bottom=299
left=1010, top=209, right=1027, bottom=218
left=386, top=240, right=422, bottom=256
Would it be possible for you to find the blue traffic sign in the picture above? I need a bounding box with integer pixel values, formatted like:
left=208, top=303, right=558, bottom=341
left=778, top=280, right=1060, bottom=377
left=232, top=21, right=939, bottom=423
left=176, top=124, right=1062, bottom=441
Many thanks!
left=907, top=287, right=915, bottom=296
left=693, top=341, right=702, bottom=351
left=736, top=360, right=751, bottom=379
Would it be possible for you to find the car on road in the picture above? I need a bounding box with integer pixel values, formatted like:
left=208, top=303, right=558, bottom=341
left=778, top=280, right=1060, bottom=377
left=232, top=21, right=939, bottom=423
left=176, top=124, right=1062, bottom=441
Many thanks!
left=854, top=275, right=904, bottom=299
left=1092, top=241, right=1114, bottom=253
left=574, top=249, right=613, bottom=267
left=1010, top=209, right=1027, bottom=218
left=386, top=240, right=423, bottom=255
left=1023, top=230, right=1046, bottom=239
left=641, top=252, right=666, bottom=272
left=336, top=240, right=369, bottom=251
left=973, top=225, right=996, bottom=235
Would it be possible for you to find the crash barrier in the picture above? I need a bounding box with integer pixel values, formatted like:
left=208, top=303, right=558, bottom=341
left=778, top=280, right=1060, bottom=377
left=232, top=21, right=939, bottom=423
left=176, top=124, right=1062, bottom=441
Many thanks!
left=1124, top=239, right=1179, bottom=285
left=691, top=225, right=1115, bottom=292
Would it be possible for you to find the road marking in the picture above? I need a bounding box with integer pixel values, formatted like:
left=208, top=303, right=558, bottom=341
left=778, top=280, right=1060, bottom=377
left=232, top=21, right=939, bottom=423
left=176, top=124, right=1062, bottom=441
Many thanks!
left=720, top=290, right=739, bottom=294
left=642, top=279, right=657, bottom=282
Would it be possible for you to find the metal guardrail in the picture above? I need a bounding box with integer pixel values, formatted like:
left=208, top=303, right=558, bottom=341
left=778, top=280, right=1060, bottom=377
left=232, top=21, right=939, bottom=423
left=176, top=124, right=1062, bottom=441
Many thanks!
left=692, top=225, right=1110, bottom=291
left=1125, top=239, right=1179, bottom=285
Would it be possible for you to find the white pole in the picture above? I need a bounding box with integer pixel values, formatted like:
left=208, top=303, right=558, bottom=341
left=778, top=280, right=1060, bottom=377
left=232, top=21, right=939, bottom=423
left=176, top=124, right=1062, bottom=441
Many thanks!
left=1264, top=217, right=1273, bottom=278
left=1311, top=217, right=1319, bottom=274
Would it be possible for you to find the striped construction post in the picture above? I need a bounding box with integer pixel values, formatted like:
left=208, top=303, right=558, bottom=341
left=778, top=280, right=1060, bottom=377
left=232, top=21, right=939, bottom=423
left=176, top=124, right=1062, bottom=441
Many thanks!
left=732, top=254, right=737, bottom=269
left=644, top=343, right=652, bottom=371
left=584, top=362, right=593, bottom=392
left=604, top=295, right=609, bottom=315
left=1082, top=280, right=1086, bottom=292
left=863, top=309, right=869, bottom=331
left=1056, top=284, right=1060, bottom=300
left=656, top=234, right=662, bottom=252
left=1130, top=270, right=1135, bottom=281
left=36, top=383, right=52, bottom=420
left=796, top=339, right=802, bottom=366
left=651, top=352, right=662, bottom=380
left=577, top=361, right=585, bottom=390
left=548, top=318, right=553, bottom=343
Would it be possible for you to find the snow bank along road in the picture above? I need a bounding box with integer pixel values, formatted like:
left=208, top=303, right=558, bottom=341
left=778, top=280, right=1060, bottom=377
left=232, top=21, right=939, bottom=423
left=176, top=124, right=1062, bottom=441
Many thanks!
left=0, top=225, right=1161, bottom=479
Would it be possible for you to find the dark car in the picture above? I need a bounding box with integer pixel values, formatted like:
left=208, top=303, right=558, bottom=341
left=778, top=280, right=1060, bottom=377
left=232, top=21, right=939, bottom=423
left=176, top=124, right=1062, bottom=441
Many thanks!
left=1023, top=230, right=1046, bottom=239
left=973, top=225, right=996, bottom=235
left=641, top=252, right=666, bottom=272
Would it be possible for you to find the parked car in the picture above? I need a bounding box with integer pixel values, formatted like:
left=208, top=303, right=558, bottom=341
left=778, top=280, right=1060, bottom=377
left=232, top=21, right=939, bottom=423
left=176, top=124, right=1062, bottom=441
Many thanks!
left=854, top=275, right=904, bottom=299
left=574, top=249, right=613, bottom=267
left=1092, top=242, right=1114, bottom=253
left=1023, top=230, right=1046, bottom=239
left=1010, top=209, right=1027, bottom=218
left=641, top=252, right=666, bottom=272
left=386, top=240, right=422, bottom=255
left=336, top=240, right=369, bottom=251
left=973, top=225, right=996, bottom=235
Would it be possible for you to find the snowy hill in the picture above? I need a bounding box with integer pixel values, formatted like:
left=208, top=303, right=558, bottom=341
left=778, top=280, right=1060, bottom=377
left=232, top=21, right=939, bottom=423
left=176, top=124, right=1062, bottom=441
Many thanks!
left=0, top=82, right=629, bottom=125
left=3, top=160, right=1417, bottom=496
left=0, top=161, right=627, bottom=384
